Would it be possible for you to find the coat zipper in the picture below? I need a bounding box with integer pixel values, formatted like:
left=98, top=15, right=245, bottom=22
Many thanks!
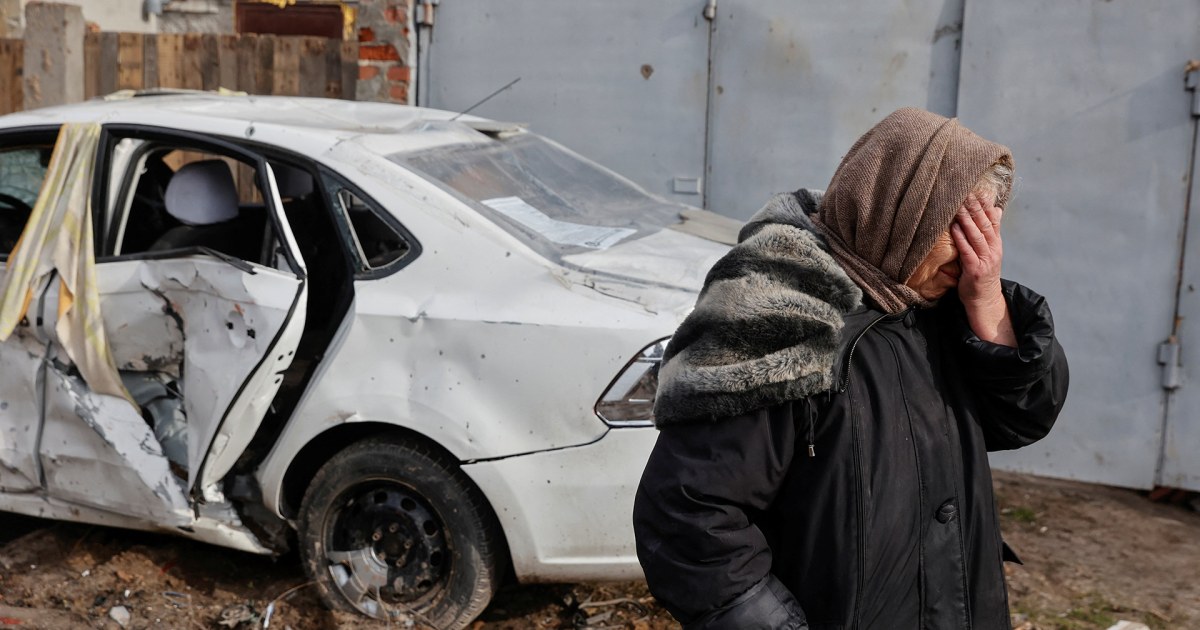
left=841, top=308, right=907, bottom=627
left=838, top=311, right=893, bottom=392
left=849, top=390, right=867, bottom=628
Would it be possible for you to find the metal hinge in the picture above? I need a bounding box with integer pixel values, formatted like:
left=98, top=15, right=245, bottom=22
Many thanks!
left=703, top=0, right=717, bottom=21
left=416, top=1, right=436, bottom=28
left=1159, top=338, right=1182, bottom=390
left=1186, top=60, right=1200, bottom=117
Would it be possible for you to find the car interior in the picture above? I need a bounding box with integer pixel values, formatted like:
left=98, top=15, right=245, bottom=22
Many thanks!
left=0, top=143, right=52, bottom=258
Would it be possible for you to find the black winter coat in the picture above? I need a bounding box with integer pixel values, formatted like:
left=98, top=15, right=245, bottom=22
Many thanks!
left=633, top=280, right=1068, bottom=629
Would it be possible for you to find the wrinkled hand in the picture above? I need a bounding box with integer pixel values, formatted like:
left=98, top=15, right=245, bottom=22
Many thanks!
left=950, top=192, right=1016, bottom=346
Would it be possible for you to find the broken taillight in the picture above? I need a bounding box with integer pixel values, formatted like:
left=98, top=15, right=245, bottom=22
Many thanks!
left=594, top=338, right=669, bottom=427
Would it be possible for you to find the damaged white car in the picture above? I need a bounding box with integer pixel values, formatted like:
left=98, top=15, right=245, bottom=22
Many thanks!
left=0, top=93, right=734, bottom=627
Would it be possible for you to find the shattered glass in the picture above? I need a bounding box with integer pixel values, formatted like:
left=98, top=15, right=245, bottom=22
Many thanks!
left=391, top=127, right=688, bottom=260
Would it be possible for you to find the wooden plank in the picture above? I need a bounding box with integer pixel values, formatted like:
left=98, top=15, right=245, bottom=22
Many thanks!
left=117, top=33, right=144, bottom=91
left=255, top=35, right=275, bottom=95
left=11, top=39, right=21, bottom=114
left=0, top=39, right=22, bottom=115
left=340, top=41, right=357, bottom=101
left=143, top=35, right=158, bottom=89
left=98, top=32, right=120, bottom=97
left=236, top=34, right=257, bottom=93
left=271, top=37, right=300, bottom=96
left=156, top=34, right=184, bottom=89
left=217, top=34, right=238, bottom=91
left=323, top=36, right=341, bottom=98
left=181, top=33, right=203, bottom=90
left=83, top=32, right=101, bottom=99
left=298, top=37, right=325, bottom=98
left=200, top=34, right=220, bottom=91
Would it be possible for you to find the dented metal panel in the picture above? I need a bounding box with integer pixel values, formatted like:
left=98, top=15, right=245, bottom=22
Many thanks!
left=0, top=491, right=272, bottom=555
left=38, top=360, right=191, bottom=524
left=0, top=279, right=44, bottom=493
left=255, top=161, right=707, bottom=516
left=461, top=428, right=658, bottom=582
left=58, top=257, right=303, bottom=491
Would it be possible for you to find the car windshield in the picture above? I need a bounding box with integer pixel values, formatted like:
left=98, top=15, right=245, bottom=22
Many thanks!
left=390, top=126, right=686, bottom=260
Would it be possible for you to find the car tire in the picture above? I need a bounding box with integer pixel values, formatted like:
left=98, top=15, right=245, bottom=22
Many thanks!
left=298, top=435, right=503, bottom=629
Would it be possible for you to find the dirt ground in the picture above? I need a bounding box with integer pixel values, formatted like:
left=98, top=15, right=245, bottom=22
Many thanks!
left=0, top=471, right=1196, bottom=630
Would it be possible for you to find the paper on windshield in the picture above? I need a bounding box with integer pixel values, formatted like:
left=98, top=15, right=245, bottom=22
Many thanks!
left=481, top=196, right=634, bottom=250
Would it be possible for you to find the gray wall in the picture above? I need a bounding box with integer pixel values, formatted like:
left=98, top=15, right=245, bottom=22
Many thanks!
left=420, top=0, right=1200, bottom=491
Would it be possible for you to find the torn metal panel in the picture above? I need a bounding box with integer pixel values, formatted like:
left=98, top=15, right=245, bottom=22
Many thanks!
left=0, top=490, right=271, bottom=555
left=93, top=257, right=303, bottom=489
left=38, top=362, right=191, bottom=525
left=0, top=322, right=45, bottom=492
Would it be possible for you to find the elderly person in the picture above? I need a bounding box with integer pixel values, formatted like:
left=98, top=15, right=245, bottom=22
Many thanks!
left=632, top=108, right=1068, bottom=629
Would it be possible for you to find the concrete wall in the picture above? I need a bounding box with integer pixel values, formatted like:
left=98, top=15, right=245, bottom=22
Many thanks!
left=17, top=0, right=157, bottom=33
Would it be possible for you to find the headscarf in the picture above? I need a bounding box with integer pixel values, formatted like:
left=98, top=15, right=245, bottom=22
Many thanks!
left=810, top=108, right=1013, bottom=314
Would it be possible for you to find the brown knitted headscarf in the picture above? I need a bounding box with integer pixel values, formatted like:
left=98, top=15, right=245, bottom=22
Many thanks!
left=811, top=107, right=1013, bottom=314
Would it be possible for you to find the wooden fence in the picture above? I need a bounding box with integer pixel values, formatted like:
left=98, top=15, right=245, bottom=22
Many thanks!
left=83, top=33, right=357, bottom=101
left=0, top=39, right=22, bottom=116
left=0, top=32, right=356, bottom=116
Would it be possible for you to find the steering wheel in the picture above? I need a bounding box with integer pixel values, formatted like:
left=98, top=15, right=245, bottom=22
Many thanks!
left=0, top=193, right=33, bottom=215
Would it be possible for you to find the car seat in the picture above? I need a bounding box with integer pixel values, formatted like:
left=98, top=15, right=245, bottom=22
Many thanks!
left=149, top=160, right=259, bottom=261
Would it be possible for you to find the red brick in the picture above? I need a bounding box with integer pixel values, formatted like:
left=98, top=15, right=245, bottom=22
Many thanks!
left=384, top=6, right=406, bottom=24
left=359, top=44, right=400, bottom=62
left=359, top=64, right=380, bottom=80
left=390, top=84, right=408, bottom=102
left=358, top=27, right=375, bottom=43
left=386, top=66, right=411, bottom=83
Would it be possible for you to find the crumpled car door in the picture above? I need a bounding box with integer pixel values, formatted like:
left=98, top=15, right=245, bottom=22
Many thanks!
left=33, top=128, right=306, bottom=522
left=0, top=131, right=58, bottom=494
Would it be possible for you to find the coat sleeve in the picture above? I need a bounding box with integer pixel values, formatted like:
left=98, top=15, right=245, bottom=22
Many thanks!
left=632, top=402, right=809, bottom=629
left=953, top=279, right=1070, bottom=451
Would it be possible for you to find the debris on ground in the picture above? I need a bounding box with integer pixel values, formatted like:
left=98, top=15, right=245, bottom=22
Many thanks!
left=0, top=471, right=1195, bottom=629
left=108, top=604, right=130, bottom=627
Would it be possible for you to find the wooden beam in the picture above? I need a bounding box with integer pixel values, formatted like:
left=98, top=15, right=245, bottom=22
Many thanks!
left=98, top=32, right=119, bottom=97
left=217, top=34, right=238, bottom=91
left=181, top=33, right=203, bottom=90
left=83, top=32, right=101, bottom=100
left=298, top=37, right=325, bottom=98
left=272, top=37, right=300, bottom=97
left=0, top=39, right=22, bottom=114
left=117, top=33, right=144, bottom=91
left=156, top=34, right=184, bottom=89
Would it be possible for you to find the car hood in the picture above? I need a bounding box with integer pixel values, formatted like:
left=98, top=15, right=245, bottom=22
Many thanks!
left=558, top=225, right=732, bottom=314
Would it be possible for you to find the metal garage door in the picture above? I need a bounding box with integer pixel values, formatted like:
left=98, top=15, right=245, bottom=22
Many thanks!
left=418, top=1, right=710, bottom=205
left=704, top=0, right=964, bottom=218
left=419, top=0, right=1200, bottom=492
left=958, top=0, right=1200, bottom=490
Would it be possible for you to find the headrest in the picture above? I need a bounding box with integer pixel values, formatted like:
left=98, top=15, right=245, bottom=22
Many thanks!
left=164, top=160, right=239, bottom=226
left=273, top=163, right=314, bottom=199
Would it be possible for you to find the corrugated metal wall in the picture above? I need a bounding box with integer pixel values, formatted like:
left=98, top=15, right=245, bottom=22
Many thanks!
left=418, top=0, right=1200, bottom=491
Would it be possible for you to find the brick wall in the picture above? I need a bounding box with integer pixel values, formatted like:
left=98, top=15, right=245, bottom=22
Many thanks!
left=354, top=0, right=411, bottom=104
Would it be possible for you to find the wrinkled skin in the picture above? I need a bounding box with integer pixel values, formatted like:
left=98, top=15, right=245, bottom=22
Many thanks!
left=906, top=191, right=1016, bottom=347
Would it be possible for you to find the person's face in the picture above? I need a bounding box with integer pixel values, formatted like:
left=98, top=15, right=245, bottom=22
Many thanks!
left=905, top=230, right=960, bottom=300
left=904, top=189, right=998, bottom=300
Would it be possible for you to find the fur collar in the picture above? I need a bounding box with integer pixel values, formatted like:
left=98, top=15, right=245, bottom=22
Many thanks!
left=653, top=190, right=863, bottom=426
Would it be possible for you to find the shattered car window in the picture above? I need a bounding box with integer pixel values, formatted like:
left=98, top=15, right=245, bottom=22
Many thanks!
left=0, top=147, right=50, bottom=255
left=391, top=127, right=686, bottom=259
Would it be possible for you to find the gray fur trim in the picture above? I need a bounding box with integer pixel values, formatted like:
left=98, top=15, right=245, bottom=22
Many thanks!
left=653, top=191, right=863, bottom=426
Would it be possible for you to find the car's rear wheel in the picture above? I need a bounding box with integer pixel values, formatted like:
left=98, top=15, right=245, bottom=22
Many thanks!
left=298, top=436, right=503, bottom=629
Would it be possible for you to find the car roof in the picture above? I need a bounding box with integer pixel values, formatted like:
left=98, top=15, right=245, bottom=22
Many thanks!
left=0, top=91, right=513, bottom=155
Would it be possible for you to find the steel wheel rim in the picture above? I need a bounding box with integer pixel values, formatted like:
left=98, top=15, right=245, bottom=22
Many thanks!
left=322, top=479, right=450, bottom=619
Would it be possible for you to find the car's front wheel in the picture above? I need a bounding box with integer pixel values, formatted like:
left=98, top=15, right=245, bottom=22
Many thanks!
left=298, top=436, right=503, bottom=628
